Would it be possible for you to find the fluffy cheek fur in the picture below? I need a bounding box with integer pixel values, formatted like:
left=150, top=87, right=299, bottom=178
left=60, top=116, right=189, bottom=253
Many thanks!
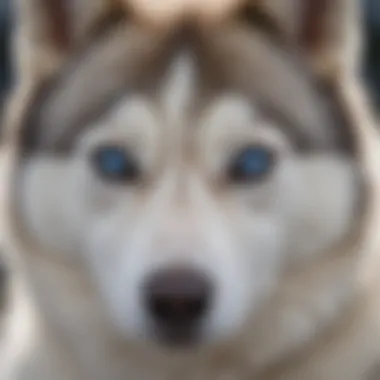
left=18, top=152, right=357, bottom=346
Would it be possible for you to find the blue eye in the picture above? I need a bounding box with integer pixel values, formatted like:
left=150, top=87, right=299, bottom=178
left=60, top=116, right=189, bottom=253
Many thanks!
left=92, top=146, right=139, bottom=182
left=228, top=145, right=275, bottom=182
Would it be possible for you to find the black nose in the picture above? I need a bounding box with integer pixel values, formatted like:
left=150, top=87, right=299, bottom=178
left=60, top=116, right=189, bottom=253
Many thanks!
left=144, top=268, right=212, bottom=332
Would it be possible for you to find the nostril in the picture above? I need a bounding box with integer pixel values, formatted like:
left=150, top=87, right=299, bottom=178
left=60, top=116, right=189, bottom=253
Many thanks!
left=151, top=292, right=207, bottom=324
left=144, top=269, right=212, bottom=326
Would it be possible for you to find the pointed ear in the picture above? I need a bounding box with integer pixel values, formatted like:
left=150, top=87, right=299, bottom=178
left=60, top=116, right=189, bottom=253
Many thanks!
left=13, top=0, right=124, bottom=83
left=257, top=0, right=362, bottom=80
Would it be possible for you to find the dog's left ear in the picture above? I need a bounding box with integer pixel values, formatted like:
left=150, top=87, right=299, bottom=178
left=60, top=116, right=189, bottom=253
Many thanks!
left=13, top=0, right=125, bottom=84
left=256, top=0, right=361, bottom=80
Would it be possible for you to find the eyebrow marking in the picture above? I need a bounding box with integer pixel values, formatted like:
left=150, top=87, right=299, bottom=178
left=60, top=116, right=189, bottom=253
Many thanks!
left=17, top=20, right=355, bottom=158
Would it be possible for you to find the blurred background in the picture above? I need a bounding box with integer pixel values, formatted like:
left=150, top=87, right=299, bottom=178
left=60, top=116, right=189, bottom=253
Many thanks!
left=0, top=0, right=11, bottom=109
left=364, top=0, right=380, bottom=109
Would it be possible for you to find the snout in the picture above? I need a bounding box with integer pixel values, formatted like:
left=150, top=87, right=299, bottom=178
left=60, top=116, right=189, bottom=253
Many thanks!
left=143, top=268, right=213, bottom=346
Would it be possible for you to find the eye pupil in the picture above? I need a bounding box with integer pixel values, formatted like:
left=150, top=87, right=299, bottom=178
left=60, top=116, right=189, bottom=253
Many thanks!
left=99, top=150, right=126, bottom=173
left=240, top=150, right=268, bottom=171
left=229, top=146, right=274, bottom=182
left=92, top=146, right=139, bottom=182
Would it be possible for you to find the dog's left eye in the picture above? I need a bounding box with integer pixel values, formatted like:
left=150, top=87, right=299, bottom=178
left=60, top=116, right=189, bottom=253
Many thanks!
left=91, top=145, right=139, bottom=182
left=228, top=145, right=275, bottom=183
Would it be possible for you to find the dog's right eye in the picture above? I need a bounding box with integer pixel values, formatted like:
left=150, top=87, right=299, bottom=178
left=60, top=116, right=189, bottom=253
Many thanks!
left=227, top=145, right=276, bottom=184
left=91, top=145, right=140, bottom=183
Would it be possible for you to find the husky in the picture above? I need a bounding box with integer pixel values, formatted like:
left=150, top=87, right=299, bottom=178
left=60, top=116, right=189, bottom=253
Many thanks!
left=1, top=0, right=380, bottom=379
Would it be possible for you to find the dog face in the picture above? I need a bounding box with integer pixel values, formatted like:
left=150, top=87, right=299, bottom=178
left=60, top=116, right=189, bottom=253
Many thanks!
left=8, top=0, right=365, bottom=361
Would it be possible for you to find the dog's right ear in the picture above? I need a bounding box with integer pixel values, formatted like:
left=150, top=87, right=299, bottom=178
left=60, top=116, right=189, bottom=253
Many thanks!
left=14, top=0, right=125, bottom=84
left=252, top=0, right=361, bottom=82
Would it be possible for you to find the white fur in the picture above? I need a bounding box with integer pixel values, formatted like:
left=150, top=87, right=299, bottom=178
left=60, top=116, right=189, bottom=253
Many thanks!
left=2, top=54, right=372, bottom=380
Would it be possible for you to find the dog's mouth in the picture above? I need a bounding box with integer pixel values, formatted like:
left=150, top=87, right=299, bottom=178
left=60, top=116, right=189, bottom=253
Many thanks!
left=152, top=322, right=203, bottom=348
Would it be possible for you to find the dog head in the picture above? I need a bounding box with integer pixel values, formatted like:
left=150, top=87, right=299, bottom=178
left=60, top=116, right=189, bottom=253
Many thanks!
left=4, top=0, right=376, bottom=371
